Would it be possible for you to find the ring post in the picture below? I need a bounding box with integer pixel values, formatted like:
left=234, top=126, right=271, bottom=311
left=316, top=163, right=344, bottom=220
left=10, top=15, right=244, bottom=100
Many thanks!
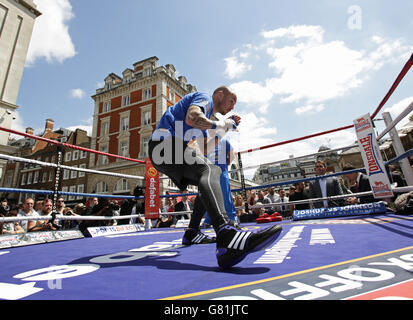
left=237, top=152, right=249, bottom=214
left=50, top=143, right=63, bottom=225
left=382, top=111, right=413, bottom=185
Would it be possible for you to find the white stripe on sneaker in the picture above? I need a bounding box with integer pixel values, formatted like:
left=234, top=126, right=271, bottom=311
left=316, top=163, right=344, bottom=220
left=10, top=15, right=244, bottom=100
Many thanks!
left=227, top=231, right=252, bottom=250
left=193, top=234, right=204, bottom=243
left=239, top=232, right=251, bottom=250
left=233, top=232, right=250, bottom=250
left=227, top=232, right=242, bottom=249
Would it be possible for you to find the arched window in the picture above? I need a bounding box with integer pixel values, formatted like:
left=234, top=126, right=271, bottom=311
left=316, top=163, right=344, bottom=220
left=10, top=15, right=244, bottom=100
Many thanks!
left=95, top=181, right=108, bottom=194
left=113, top=179, right=130, bottom=193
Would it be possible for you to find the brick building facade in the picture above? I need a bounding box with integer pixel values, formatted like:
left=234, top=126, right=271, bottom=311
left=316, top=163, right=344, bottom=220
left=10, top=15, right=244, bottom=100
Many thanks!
left=89, top=57, right=197, bottom=195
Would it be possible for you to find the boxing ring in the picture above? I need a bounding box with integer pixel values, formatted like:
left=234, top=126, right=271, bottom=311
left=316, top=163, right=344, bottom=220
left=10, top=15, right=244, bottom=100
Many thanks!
left=0, top=54, right=413, bottom=302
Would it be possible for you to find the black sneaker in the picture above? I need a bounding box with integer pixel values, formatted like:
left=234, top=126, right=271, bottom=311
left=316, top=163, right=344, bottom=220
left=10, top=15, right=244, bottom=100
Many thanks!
left=216, top=223, right=282, bottom=269
left=182, top=228, right=216, bottom=245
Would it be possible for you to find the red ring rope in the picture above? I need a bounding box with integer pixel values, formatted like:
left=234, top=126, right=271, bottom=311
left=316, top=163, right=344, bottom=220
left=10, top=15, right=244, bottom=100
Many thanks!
left=0, top=126, right=145, bottom=164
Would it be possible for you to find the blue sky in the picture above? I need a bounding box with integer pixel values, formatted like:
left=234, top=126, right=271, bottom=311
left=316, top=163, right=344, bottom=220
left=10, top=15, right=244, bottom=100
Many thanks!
left=15, top=0, right=413, bottom=174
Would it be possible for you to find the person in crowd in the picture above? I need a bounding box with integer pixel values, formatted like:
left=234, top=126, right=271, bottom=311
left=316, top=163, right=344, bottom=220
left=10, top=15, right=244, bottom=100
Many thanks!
left=263, top=187, right=279, bottom=214
left=174, top=190, right=193, bottom=220
left=275, top=189, right=290, bottom=217
left=29, top=198, right=58, bottom=231
left=251, top=199, right=267, bottom=221
left=17, top=197, right=40, bottom=232
left=1, top=198, right=9, bottom=211
left=289, top=182, right=310, bottom=215
left=90, top=197, right=99, bottom=207
left=247, top=190, right=257, bottom=210
left=78, top=198, right=118, bottom=235
left=234, top=194, right=248, bottom=222
left=34, top=200, right=43, bottom=212
left=73, top=203, right=85, bottom=215
left=288, top=186, right=296, bottom=197
left=308, top=160, right=345, bottom=208
left=56, top=197, right=65, bottom=214
left=156, top=209, right=177, bottom=228
left=119, top=186, right=145, bottom=225
left=148, top=85, right=281, bottom=268
left=1, top=204, right=24, bottom=235
left=342, top=164, right=376, bottom=204
left=388, top=165, right=407, bottom=187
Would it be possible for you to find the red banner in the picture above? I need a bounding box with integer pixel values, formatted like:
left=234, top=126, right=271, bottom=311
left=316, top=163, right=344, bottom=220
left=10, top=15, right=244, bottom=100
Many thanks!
left=144, top=158, right=160, bottom=220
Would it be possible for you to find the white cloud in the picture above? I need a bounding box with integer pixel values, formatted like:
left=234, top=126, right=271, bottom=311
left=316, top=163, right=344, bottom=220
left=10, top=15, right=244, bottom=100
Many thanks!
left=224, top=56, right=252, bottom=79
left=261, top=25, right=325, bottom=44
left=295, top=104, right=325, bottom=115
left=27, top=0, right=76, bottom=65
left=229, top=81, right=273, bottom=113
left=224, top=25, right=413, bottom=115
left=70, top=88, right=85, bottom=99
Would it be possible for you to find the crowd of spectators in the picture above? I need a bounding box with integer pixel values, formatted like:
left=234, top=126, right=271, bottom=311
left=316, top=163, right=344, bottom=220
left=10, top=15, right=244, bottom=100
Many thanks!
left=1, top=163, right=409, bottom=235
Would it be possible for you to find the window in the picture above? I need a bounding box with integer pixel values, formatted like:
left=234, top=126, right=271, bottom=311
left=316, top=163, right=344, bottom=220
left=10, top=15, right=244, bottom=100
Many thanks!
left=42, top=172, right=47, bottom=183
left=63, top=169, right=70, bottom=180
left=122, top=95, right=130, bottom=106
left=169, top=88, right=175, bottom=103
left=21, top=173, right=26, bottom=185
left=143, top=88, right=152, bottom=100
left=119, top=141, right=129, bottom=157
left=61, top=186, right=68, bottom=201
left=142, top=110, right=151, bottom=125
left=73, top=150, right=79, bottom=161
left=49, top=170, right=54, bottom=182
left=80, top=150, right=87, bottom=159
left=120, top=116, right=129, bottom=131
left=99, top=145, right=109, bottom=165
left=103, top=101, right=111, bottom=112
left=114, top=179, right=130, bottom=193
left=101, top=122, right=109, bottom=136
left=79, top=164, right=86, bottom=177
left=143, top=68, right=151, bottom=77
left=71, top=165, right=78, bottom=179
left=27, top=172, right=32, bottom=185
left=95, top=181, right=108, bottom=193
left=4, top=172, right=12, bottom=187
left=77, top=185, right=84, bottom=200
left=65, top=152, right=71, bottom=162
left=33, top=171, right=39, bottom=183
left=69, top=186, right=76, bottom=200
left=142, top=137, right=149, bottom=158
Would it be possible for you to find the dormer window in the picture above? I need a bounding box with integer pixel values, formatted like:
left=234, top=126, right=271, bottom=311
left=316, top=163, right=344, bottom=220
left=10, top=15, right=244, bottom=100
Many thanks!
left=143, top=67, right=151, bottom=77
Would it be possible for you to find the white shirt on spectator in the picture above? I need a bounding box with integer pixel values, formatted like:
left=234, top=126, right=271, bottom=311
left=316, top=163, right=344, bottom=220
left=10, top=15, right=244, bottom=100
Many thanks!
left=17, top=209, right=39, bottom=232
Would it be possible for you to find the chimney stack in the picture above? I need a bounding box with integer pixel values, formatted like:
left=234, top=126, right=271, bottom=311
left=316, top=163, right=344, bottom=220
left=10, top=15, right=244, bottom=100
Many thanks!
left=45, top=118, right=54, bottom=131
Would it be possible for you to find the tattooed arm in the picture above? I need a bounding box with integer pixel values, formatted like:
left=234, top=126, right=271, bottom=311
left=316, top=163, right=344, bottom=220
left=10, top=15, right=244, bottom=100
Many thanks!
left=185, top=105, right=214, bottom=130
